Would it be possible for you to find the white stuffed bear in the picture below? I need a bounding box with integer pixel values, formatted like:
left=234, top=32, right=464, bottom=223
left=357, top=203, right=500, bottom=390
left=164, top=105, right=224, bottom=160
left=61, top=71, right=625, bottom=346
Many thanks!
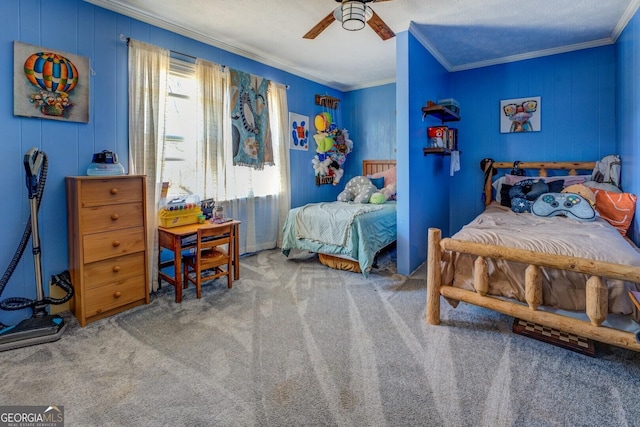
left=337, top=176, right=377, bottom=203
left=312, top=156, right=331, bottom=176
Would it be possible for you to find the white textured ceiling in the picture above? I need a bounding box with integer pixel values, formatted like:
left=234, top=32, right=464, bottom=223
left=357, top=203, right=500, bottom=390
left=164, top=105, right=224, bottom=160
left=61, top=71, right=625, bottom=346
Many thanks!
left=85, top=0, right=640, bottom=91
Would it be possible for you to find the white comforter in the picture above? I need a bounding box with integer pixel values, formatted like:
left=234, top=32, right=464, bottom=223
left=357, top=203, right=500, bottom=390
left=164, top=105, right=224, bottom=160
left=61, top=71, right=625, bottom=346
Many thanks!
left=442, top=203, right=640, bottom=320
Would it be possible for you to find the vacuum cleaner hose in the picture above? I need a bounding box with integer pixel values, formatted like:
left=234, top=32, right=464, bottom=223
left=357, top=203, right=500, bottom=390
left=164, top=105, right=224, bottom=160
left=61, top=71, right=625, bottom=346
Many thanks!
left=0, top=151, right=73, bottom=313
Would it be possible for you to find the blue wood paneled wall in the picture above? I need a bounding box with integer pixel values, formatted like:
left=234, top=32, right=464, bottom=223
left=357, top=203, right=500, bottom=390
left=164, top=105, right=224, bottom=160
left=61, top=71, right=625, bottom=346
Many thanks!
left=0, top=0, right=343, bottom=325
left=617, top=10, right=640, bottom=245
left=448, top=45, right=618, bottom=234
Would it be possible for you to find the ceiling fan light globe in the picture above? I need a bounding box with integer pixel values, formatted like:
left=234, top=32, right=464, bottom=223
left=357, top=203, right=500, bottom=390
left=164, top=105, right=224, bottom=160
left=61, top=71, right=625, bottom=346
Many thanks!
left=341, top=1, right=369, bottom=31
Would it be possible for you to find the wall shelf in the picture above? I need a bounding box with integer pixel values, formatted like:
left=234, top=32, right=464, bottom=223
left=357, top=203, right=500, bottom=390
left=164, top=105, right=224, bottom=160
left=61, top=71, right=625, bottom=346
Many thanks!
left=423, top=147, right=462, bottom=156
left=422, top=105, right=461, bottom=123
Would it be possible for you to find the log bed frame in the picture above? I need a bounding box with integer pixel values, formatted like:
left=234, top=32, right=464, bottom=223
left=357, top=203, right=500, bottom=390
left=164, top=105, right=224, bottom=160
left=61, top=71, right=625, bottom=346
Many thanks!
left=426, top=160, right=640, bottom=353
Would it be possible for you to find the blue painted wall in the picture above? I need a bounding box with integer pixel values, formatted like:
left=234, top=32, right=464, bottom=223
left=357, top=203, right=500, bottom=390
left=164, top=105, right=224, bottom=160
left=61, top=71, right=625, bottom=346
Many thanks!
left=0, top=0, right=342, bottom=325
left=395, top=32, right=451, bottom=275
left=617, top=10, right=640, bottom=245
left=343, top=83, right=397, bottom=170
left=448, top=46, right=618, bottom=234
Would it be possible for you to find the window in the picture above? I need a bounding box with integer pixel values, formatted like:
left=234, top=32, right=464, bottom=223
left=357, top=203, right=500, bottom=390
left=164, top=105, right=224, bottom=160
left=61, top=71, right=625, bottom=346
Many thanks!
left=162, top=57, right=281, bottom=201
left=163, top=58, right=198, bottom=199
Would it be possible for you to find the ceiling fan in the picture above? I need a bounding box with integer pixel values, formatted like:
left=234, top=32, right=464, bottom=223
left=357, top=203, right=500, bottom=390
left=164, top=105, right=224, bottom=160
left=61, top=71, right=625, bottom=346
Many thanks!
left=303, top=0, right=396, bottom=41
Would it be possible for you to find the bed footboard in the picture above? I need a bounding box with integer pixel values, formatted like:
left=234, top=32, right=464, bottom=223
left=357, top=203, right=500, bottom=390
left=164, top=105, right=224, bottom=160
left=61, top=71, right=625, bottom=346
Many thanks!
left=426, top=228, right=640, bottom=353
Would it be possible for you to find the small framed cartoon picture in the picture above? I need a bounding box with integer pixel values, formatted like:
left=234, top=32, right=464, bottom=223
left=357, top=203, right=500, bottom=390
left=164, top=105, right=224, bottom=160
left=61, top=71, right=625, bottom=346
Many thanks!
left=289, top=112, right=309, bottom=150
left=500, top=96, right=541, bottom=133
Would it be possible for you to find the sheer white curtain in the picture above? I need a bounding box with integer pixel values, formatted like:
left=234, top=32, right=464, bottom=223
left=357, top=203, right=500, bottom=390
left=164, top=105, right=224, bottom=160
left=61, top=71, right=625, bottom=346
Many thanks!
left=128, top=39, right=169, bottom=292
left=268, top=82, right=291, bottom=247
left=195, top=62, right=290, bottom=253
left=195, top=58, right=228, bottom=200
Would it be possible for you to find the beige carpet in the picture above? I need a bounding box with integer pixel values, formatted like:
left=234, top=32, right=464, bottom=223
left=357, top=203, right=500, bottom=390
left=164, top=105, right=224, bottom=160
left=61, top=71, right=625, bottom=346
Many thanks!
left=1, top=248, right=639, bottom=426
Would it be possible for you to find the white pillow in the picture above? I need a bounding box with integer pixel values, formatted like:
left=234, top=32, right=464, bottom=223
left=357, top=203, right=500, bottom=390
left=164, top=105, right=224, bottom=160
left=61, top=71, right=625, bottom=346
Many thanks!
left=492, top=176, right=506, bottom=203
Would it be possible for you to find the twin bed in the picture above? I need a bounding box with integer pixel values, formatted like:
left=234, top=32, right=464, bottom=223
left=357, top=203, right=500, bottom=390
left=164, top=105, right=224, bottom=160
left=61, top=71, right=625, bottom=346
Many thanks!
left=426, top=160, right=640, bottom=353
left=282, top=160, right=396, bottom=276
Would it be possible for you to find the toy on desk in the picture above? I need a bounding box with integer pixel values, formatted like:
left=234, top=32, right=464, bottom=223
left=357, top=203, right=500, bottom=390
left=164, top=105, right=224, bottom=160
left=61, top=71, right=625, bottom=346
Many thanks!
left=212, top=205, right=227, bottom=224
left=159, top=198, right=203, bottom=228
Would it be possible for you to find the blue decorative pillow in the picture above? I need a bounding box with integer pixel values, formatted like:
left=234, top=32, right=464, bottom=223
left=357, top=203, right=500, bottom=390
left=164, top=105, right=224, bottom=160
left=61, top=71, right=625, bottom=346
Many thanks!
left=369, top=177, right=385, bottom=189
left=511, top=197, right=534, bottom=213
left=526, top=180, right=549, bottom=200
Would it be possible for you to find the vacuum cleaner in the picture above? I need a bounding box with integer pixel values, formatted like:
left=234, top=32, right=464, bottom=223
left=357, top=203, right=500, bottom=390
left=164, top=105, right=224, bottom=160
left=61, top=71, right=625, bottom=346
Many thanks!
left=0, top=148, right=74, bottom=352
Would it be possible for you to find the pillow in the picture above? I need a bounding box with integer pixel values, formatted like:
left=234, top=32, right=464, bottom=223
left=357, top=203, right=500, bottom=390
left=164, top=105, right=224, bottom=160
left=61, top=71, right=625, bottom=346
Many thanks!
left=493, top=176, right=506, bottom=203
left=593, top=189, right=637, bottom=236
left=583, top=180, right=622, bottom=193
left=508, top=179, right=538, bottom=212
left=562, top=184, right=595, bottom=206
left=368, top=166, right=396, bottom=188
left=369, top=176, right=385, bottom=189
left=382, top=182, right=397, bottom=200
left=337, top=176, right=377, bottom=204
left=526, top=180, right=549, bottom=200
left=500, top=183, right=513, bottom=207
left=505, top=174, right=587, bottom=188
left=494, top=176, right=562, bottom=203
left=547, top=180, right=565, bottom=193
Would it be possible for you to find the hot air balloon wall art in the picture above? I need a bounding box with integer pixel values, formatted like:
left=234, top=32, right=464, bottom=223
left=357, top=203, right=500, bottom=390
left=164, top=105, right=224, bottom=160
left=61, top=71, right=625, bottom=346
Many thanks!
left=13, top=41, right=90, bottom=123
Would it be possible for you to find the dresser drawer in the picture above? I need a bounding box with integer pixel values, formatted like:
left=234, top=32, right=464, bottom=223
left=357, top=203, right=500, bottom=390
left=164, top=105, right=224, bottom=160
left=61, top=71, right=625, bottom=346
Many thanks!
left=84, top=276, right=146, bottom=318
left=80, top=178, right=143, bottom=207
left=83, top=227, right=145, bottom=263
left=81, top=202, right=144, bottom=234
left=83, top=252, right=145, bottom=290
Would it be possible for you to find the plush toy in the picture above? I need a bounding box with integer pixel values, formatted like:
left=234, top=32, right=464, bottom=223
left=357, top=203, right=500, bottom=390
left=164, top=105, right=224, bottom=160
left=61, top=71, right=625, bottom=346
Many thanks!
left=369, top=192, right=387, bottom=204
left=369, top=183, right=397, bottom=204
left=330, top=165, right=344, bottom=185
left=313, top=132, right=334, bottom=154
left=337, top=176, right=377, bottom=204
left=312, top=156, right=331, bottom=176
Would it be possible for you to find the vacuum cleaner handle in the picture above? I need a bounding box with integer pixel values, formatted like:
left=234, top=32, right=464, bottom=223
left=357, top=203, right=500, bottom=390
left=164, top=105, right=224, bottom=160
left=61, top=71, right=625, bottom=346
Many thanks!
left=24, top=147, right=44, bottom=199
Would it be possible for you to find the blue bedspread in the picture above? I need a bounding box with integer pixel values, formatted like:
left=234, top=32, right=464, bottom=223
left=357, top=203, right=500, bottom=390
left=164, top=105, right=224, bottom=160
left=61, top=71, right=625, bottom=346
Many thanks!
left=281, top=201, right=397, bottom=277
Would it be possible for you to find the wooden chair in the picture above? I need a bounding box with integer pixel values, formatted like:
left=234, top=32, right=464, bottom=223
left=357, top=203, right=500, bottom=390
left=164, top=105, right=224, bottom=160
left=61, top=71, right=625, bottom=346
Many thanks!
left=182, top=223, right=233, bottom=298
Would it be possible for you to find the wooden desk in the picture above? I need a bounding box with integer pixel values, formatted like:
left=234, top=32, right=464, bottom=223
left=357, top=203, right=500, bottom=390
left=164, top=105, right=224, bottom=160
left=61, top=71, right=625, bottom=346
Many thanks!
left=158, top=220, right=241, bottom=303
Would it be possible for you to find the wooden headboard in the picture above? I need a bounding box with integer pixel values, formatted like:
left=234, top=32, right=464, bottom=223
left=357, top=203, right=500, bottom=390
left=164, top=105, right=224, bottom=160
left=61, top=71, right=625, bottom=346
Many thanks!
left=363, top=159, right=396, bottom=176
left=482, top=160, right=596, bottom=207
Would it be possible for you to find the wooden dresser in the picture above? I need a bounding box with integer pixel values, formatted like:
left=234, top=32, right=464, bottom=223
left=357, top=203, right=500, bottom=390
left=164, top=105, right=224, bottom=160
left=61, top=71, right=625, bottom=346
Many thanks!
left=66, top=175, right=150, bottom=326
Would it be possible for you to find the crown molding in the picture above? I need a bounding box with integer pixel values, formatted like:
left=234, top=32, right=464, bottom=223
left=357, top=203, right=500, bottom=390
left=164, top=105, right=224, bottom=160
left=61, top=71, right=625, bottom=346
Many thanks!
left=612, top=0, right=640, bottom=41
left=83, top=0, right=349, bottom=91
left=449, top=38, right=615, bottom=72
left=409, top=22, right=453, bottom=72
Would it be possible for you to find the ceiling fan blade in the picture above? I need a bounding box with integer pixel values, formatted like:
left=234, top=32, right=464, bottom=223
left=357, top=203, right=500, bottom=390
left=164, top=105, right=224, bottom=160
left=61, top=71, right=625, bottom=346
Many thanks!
left=368, top=10, right=395, bottom=40
left=303, top=11, right=336, bottom=39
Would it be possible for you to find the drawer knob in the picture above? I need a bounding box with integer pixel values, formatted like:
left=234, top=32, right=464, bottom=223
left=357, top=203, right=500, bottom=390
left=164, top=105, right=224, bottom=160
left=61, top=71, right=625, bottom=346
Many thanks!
left=110, top=188, right=118, bottom=195
left=112, top=265, right=121, bottom=273
left=113, top=291, right=122, bottom=298
left=111, top=214, right=119, bottom=221
left=112, top=240, right=121, bottom=247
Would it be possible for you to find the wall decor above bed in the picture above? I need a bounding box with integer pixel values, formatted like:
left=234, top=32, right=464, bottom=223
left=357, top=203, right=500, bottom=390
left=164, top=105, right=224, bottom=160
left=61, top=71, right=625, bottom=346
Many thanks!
left=500, top=96, right=540, bottom=133
left=311, top=108, right=352, bottom=186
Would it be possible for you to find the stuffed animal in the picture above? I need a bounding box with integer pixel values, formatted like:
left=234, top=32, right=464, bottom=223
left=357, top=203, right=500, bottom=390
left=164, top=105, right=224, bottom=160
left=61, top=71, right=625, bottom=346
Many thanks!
left=337, top=176, right=377, bottom=204
left=312, top=156, right=331, bottom=176
left=330, top=165, right=344, bottom=185
left=369, top=182, right=397, bottom=204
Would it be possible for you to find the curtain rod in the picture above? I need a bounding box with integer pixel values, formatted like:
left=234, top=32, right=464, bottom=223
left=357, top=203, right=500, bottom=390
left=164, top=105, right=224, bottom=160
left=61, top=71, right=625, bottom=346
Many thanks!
left=119, top=34, right=289, bottom=89
left=120, top=34, right=197, bottom=61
